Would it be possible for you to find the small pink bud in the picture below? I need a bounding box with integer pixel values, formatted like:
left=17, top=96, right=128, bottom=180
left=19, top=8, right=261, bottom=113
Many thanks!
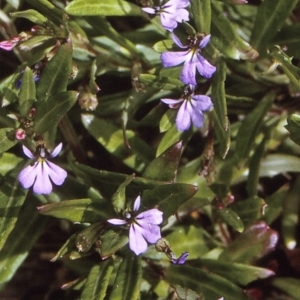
left=28, top=108, right=36, bottom=119
left=15, top=128, right=26, bottom=140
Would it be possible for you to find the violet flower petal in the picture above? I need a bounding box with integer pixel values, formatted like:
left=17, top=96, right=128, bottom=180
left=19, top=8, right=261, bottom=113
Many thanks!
left=136, top=209, right=163, bottom=225
left=161, top=98, right=183, bottom=105
left=107, top=218, right=127, bottom=225
left=196, top=53, right=216, bottom=78
left=135, top=223, right=162, bottom=244
left=172, top=252, right=189, bottom=265
left=141, top=7, right=156, bottom=14
left=176, top=101, right=191, bottom=131
left=129, top=224, right=148, bottom=255
left=22, top=145, right=34, bottom=159
left=187, top=101, right=204, bottom=128
left=161, top=50, right=189, bottom=68
left=46, top=161, right=67, bottom=185
left=171, top=33, right=187, bottom=49
left=51, top=143, right=63, bottom=158
left=180, top=52, right=197, bottom=85
left=160, top=15, right=178, bottom=31
left=33, top=162, right=53, bottom=194
left=191, top=95, right=213, bottom=111
left=199, top=34, right=211, bottom=49
left=18, top=163, right=38, bottom=188
left=133, top=195, right=141, bottom=212
left=172, top=8, right=189, bottom=23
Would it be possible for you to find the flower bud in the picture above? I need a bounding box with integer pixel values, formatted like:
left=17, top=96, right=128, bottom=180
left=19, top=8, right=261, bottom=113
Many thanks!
left=15, top=128, right=26, bottom=140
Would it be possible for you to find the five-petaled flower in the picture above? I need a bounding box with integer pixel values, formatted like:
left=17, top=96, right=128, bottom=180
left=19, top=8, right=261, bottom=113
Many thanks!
left=18, top=143, right=67, bottom=194
left=107, top=196, right=163, bottom=255
left=161, top=33, right=216, bottom=85
left=142, top=0, right=189, bottom=31
left=161, top=85, right=213, bottom=131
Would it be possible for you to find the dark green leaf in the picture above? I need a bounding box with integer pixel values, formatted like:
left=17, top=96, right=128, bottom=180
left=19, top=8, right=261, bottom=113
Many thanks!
left=0, top=128, right=17, bottom=154
left=220, top=221, right=278, bottom=263
left=250, top=0, right=298, bottom=54
left=166, top=265, right=249, bottom=300
left=34, top=90, right=78, bottom=134
left=272, top=277, right=300, bottom=299
left=143, top=141, right=182, bottom=182
left=18, top=66, right=36, bottom=117
left=285, top=113, right=300, bottom=145
left=235, top=92, right=275, bottom=168
left=109, top=255, right=141, bottom=300
left=81, top=260, right=114, bottom=300
left=218, top=208, right=244, bottom=233
left=191, top=0, right=211, bottom=33
left=36, top=43, right=72, bottom=102
left=138, top=74, right=184, bottom=91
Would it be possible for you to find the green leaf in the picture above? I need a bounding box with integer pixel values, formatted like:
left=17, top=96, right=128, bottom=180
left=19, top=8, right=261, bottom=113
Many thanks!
left=109, top=255, right=141, bottom=300
left=0, top=128, right=17, bottom=154
left=218, top=208, right=244, bottom=233
left=0, top=197, right=48, bottom=284
left=198, top=259, right=274, bottom=286
left=0, top=175, right=28, bottom=249
left=235, top=92, right=275, bottom=168
left=51, top=234, right=77, bottom=261
left=65, top=0, right=143, bottom=16
left=152, top=39, right=174, bottom=53
left=220, top=221, right=278, bottom=263
left=138, top=74, right=184, bottom=92
left=230, top=196, right=265, bottom=228
left=81, top=260, right=114, bottom=300
left=81, top=114, right=154, bottom=172
left=142, top=183, right=198, bottom=220
left=285, top=113, right=300, bottom=145
left=272, top=277, right=300, bottom=299
left=166, top=265, right=249, bottom=300
left=269, top=46, right=300, bottom=91
left=38, top=198, right=114, bottom=223
left=191, top=0, right=211, bottom=33
left=10, top=9, right=48, bottom=25
left=159, top=109, right=176, bottom=133
left=0, top=153, right=22, bottom=176
left=250, top=0, right=298, bottom=54
left=111, top=174, right=135, bottom=213
left=34, top=90, right=78, bottom=134
left=100, top=229, right=129, bottom=258
left=143, top=141, right=182, bottom=182
left=282, top=175, right=300, bottom=250
left=36, top=43, right=72, bottom=102
left=18, top=66, right=36, bottom=117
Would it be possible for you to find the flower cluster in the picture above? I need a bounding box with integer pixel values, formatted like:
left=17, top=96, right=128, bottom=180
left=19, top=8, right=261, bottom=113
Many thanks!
left=161, top=85, right=213, bottom=131
left=142, top=0, right=189, bottom=31
left=18, top=143, right=67, bottom=194
left=108, top=196, right=163, bottom=255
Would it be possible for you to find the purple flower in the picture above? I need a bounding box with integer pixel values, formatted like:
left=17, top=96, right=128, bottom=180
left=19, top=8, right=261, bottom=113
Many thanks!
left=161, top=85, right=213, bottom=131
left=0, top=36, right=21, bottom=51
left=142, top=0, right=189, bottom=31
left=161, top=33, right=216, bottom=85
left=18, top=143, right=67, bottom=194
left=172, top=251, right=189, bottom=265
left=107, top=196, right=163, bottom=255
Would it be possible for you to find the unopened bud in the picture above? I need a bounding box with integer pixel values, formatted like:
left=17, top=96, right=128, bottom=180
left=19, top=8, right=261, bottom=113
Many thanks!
left=28, top=108, right=36, bottom=119
left=15, top=128, right=26, bottom=140
left=78, top=92, right=98, bottom=111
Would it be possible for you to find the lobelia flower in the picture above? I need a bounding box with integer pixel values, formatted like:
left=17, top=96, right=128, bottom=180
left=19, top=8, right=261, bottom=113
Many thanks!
left=172, top=251, right=189, bottom=265
left=107, top=196, right=163, bottom=255
left=161, top=85, right=213, bottom=131
left=142, top=0, right=189, bottom=31
left=161, top=33, right=216, bottom=85
left=18, top=143, right=67, bottom=194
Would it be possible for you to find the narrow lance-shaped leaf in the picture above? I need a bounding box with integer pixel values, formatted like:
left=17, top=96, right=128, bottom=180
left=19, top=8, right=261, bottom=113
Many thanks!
left=166, top=265, right=249, bottom=300
left=235, top=92, right=275, bottom=168
left=285, top=113, right=300, bottom=146
left=0, top=197, right=48, bottom=284
left=111, top=173, right=135, bottom=213
left=81, top=260, right=114, bottom=300
left=10, top=9, right=48, bottom=25
left=191, top=0, right=211, bottom=33
left=218, top=208, right=244, bottom=233
left=143, top=141, right=182, bottom=182
left=250, top=0, right=298, bottom=55
left=18, top=66, right=36, bottom=117
left=272, top=277, right=300, bottom=300
left=109, top=255, right=141, bottom=300
left=220, top=221, right=278, bottom=263
left=0, top=175, right=28, bottom=249
left=65, top=0, right=143, bottom=17
left=0, top=128, right=17, bottom=154
left=36, top=43, right=72, bottom=102
left=34, top=90, right=79, bottom=134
